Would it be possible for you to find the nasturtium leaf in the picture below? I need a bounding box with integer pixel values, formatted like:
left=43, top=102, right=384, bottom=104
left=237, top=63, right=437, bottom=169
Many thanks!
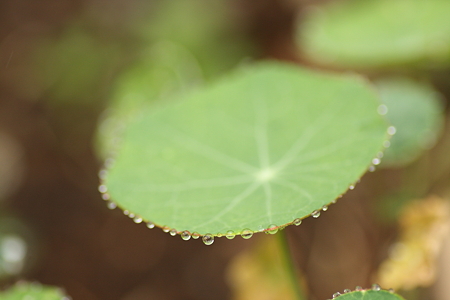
left=331, top=288, right=405, bottom=300
left=102, top=62, right=388, bottom=239
left=299, top=0, right=450, bottom=69
left=375, top=77, right=444, bottom=167
left=0, top=282, right=69, bottom=300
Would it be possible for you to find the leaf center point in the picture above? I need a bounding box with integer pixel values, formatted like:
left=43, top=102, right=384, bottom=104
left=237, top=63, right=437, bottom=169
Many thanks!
left=256, top=168, right=276, bottom=182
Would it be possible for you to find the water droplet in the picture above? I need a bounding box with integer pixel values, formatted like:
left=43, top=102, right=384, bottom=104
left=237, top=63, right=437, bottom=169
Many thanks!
left=169, top=229, right=177, bottom=236
left=349, top=185, right=355, bottom=190
left=387, top=126, right=396, bottom=135
left=123, top=210, right=129, bottom=216
left=368, top=165, right=376, bottom=172
left=333, top=292, right=341, bottom=298
left=372, top=158, right=381, bottom=165
left=106, top=201, right=117, bottom=210
left=383, top=140, right=391, bottom=148
left=355, top=286, right=363, bottom=291
left=181, top=231, right=191, bottom=241
left=311, top=210, right=321, bottom=218
left=372, top=284, right=381, bottom=291
left=105, top=158, right=115, bottom=168
left=322, top=205, right=328, bottom=211
left=162, top=226, right=170, bottom=233
left=128, top=213, right=135, bottom=219
left=293, top=218, right=302, bottom=226
left=101, top=193, right=110, bottom=200
left=98, top=169, right=108, bottom=180
left=377, top=152, right=384, bottom=158
left=226, top=230, right=235, bottom=239
left=202, top=234, right=214, bottom=245
left=377, top=104, right=388, bottom=115
left=133, top=216, right=143, bottom=224
left=388, top=288, right=395, bottom=293
left=241, top=229, right=253, bottom=239
left=343, top=289, right=351, bottom=293
left=267, top=225, right=278, bottom=234
left=332, top=198, right=337, bottom=204
left=146, top=222, right=155, bottom=229
left=192, top=232, right=200, bottom=239
left=98, top=185, right=107, bottom=193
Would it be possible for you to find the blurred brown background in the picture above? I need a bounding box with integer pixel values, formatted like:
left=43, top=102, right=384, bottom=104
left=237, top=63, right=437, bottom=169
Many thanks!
left=1, top=1, right=450, bottom=300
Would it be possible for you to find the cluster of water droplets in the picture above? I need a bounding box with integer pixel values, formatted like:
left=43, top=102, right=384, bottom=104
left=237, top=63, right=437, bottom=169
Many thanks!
left=330, top=284, right=394, bottom=299
left=98, top=151, right=391, bottom=247
left=98, top=169, right=118, bottom=212
left=98, top=168, right=161, bottom=232
left=367, top=104, right=396, bottom=174
left=97, top=123, right=395, bottom=248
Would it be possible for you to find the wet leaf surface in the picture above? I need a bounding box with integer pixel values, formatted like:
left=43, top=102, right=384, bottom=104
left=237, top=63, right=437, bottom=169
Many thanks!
left=103, top=62, right=388, bottom=240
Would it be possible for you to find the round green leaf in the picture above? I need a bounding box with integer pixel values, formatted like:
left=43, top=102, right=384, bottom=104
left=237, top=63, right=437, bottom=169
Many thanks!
left=331, top=289, right=405, bottom=300
left=375, top=77, right=444, bottom=167
left=1, top=282, right=69, bottom=300
left=102, top=62, right=388, bottom=239
left=299, top=0, right=450, bottom=69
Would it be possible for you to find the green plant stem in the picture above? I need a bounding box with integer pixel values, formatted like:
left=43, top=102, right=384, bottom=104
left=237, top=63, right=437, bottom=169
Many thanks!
left=277, top=229, right=306, bottom=300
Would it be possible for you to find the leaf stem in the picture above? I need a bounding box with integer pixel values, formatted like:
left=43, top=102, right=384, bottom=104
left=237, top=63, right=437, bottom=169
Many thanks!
left=277, top=229, right=306, bottom=300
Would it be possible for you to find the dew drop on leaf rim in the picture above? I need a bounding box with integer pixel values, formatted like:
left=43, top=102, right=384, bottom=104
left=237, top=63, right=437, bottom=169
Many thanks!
left=293, top=218, right=302, bottom=226
left=105, top=158, right=115, bottom=168
left=181, top=231, right=191, bottom=241
left=106, top=201, right=117, bottom=210
left=133, top=216, right=143, bottom=224
left=372, top=284, right=381, bottom=291
left=202, top=234, right=214, bottom=245
left=98, top=185, right=107, bottom=193
left=332, top=292, right=341, bottom=298
left=355, top=286, right=363, bottom=291
left=311, top=210, right=321, bottom=218
left=387, top=126, right=396, bottom=135
left=343, top=289, right=351, bottom=293
left=266, top=224, right=278, bottom=235
left=241, top=229, right=253, bottom=239
left=146, top=222, right=155, bottom=229
left=226, top=231, right=236, bottom=239
left=377, top=104, right=388, bottom=116
left=192, top=232, right=200, bottom=239
left=169, top=229, right=177, bottom=236
left=98, top=169, right=108, bottom=180
left=372, top=158, right=381, bottom=165
left=162, top=226, right=170, bottom=233
left=322, top=205, right=328, bottom=211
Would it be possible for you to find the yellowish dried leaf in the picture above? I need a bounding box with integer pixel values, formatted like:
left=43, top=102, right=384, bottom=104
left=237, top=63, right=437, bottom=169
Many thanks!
left=376, top=196, right=450, bottom=290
